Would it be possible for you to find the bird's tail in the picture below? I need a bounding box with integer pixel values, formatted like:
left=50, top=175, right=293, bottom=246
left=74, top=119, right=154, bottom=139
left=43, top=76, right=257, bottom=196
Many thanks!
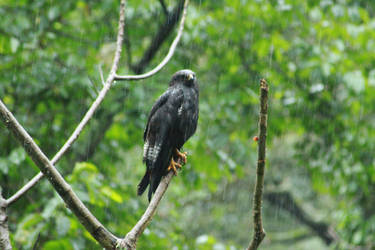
left=148, top=172, right=163, bottom=202
left=137, top=170, right=150, bottom=196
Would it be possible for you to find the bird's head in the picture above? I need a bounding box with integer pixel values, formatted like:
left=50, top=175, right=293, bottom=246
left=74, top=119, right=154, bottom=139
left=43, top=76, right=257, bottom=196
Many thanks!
left=169, top=69, right=197, bottom=87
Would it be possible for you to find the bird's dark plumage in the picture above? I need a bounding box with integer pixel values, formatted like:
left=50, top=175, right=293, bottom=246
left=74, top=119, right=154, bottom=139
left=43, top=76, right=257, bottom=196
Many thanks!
left=137, top=69, right=199, bottom=201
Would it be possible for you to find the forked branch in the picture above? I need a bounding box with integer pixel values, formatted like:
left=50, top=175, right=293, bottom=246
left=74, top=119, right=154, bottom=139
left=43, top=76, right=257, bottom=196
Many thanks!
left=247, top=79, right=269, bottom=250
left=131, top=0, right=185, bottom=74
left=0, top=100, right=119, bottom=249
left=116, top=171, right=175, bottom=249
left=6, top=0, right=126, bottom=206
left=114, top=0, right=189, bottom=81
left=7, top=0, right=189, bottom=206
left=1, top=0, right=191, bottom=248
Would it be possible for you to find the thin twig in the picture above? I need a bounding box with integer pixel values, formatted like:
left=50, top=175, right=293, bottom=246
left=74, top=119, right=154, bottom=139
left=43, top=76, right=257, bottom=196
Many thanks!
left=247, top=79, right=268, bottom=250
left=131, top=0, right=185, bottom=74
left=73, top=0, right=187, bottom=164
left=6, top=0, right=127, bottom=206
left=72, top=0, right=186, bottom=164
left=7, top=0, right=189, bottom=205
left=0, top=99, right=119, bottom=249
left=117, top=171, right=175, bottom=249
left=1, top=0, right=191, bottom=248
left=0, top=192, right=11, bottom=250
left=114, top=0, right=189, bottom=81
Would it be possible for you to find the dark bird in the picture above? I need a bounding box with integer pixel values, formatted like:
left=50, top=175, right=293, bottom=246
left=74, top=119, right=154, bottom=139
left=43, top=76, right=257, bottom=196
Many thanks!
left=137, top=69, right=199, bottom=201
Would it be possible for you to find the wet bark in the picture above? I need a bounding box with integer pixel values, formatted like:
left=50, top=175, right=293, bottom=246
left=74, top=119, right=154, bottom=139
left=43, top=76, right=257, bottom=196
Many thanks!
left=247, top=79, right=268, bottom=250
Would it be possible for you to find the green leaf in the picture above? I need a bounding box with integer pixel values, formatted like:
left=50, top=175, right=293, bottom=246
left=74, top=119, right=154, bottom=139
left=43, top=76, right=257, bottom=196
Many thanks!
left=72, top=162, right=98, bottom=176
left=101, top=186, right=123, bottom=203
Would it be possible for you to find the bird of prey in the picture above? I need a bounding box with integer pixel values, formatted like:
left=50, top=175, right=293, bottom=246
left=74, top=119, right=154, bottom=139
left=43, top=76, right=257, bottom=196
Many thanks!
left=137, top=69, right=199, bottom=201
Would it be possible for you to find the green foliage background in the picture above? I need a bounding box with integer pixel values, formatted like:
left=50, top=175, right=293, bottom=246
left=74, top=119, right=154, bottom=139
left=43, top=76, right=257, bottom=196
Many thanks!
left=0, top=0, right=374, bottom=249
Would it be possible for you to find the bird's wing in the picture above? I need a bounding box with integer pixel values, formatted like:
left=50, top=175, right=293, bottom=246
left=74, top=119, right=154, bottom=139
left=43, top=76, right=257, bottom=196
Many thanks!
left=143, top=89, right=171, bottom=141
left=143, top=88, right=184, bottom=166
left=178, top=90, right=199, bottom=143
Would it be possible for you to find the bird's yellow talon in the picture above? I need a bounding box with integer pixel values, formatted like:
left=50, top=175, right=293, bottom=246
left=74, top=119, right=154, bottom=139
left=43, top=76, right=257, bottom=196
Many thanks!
left=174, top=149, right=187, bottom=164
left=168, top=158, right=182, bottom=175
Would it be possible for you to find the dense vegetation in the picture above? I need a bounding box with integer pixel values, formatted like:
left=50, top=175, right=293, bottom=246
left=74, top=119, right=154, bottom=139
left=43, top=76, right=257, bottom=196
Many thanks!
left=0, top=0, right=374, bottom=249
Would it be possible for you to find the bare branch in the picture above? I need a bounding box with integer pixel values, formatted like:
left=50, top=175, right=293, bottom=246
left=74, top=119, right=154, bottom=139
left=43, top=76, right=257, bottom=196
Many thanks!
left=116, top=171, right=174, bottom=249
left=0, top=192, right=11, bottom=250
left=7, top=0, right=190, bottom=205
left=114, top=0, right=189, bottom=81
left=52, top=0, right=125, bottom=163
left=74, top=0, right=190, bottom=163
left=0, top=100, right=119, bottom=249
left=6, top=0, right=127, bottom=206
left=1, top=0, right=192, bottom=248
left=247, top=79, right=268, bottom=250
left=131, top=0, right=185, bottom=74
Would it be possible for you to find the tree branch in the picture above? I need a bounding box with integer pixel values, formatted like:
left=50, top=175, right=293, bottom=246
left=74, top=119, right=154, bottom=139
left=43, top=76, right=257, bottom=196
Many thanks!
left=131, top=0, right=184, bottom=74
left=115, top=0, right=188, bottom=80
left=264, top=191, right=339, bottom=245
left=6, top=0, right=127, bottom=206
left=7, top=0, right=190, bottom=205
left=0, top=100, right=120, bottom=249
left=247, top=79, right=268, bottom=250
left=74, top=0, right=190, bottom=164
left=0, top=192, right=11, bottom=250
left=117, top=171, right=175, bottom=249
left=2, top=0, right=191, bottom=247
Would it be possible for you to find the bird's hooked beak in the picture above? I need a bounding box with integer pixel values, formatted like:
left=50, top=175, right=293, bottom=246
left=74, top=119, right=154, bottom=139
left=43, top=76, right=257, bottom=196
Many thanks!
left=188, top=73, right=194, bottom=81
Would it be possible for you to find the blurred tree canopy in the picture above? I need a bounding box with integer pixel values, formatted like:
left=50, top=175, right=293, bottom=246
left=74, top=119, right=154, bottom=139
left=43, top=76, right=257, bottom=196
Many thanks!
left=0, top=0, right=374, bottom=249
